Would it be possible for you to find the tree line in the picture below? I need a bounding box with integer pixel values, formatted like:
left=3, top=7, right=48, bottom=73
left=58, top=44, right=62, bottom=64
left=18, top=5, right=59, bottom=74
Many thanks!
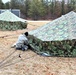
left=0, top=0, right=76, bottom=20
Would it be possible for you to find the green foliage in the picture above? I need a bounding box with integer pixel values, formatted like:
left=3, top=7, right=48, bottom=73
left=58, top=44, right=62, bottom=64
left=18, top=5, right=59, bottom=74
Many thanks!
left=0, top=0, right=4, bottom=9
left=1, top=0, right=76, bottom=19
left=10, top=0, right=19, bottom=9
left=24, top=0, right=30, bottom=17
left=67, top=0, right=76, bottom=12
left=61, top=0, right=65, bottom=15
left=4, top=2, right=10, bottom=9
left=28, top=0, right=47, bottom=20
left=50, top=0, right=55, bottom=14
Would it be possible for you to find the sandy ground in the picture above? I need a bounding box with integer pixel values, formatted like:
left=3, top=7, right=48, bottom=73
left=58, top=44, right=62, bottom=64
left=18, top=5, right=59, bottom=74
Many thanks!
left=0, top=21, right=76, bottom=75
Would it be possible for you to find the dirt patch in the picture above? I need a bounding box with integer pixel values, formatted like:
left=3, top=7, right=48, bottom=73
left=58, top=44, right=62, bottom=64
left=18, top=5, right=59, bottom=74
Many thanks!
left=0, top=21, right=76, bottom=75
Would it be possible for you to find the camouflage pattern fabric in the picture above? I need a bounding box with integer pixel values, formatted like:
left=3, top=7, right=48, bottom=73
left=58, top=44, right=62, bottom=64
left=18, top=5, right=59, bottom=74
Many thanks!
left=0, top=10, right=27, bottom=30
left=28, top=11, right=76, bottom=57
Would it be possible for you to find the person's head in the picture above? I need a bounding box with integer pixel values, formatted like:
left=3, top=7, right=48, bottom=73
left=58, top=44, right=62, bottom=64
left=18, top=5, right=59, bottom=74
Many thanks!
left=24, top=32, right=28, bottom=36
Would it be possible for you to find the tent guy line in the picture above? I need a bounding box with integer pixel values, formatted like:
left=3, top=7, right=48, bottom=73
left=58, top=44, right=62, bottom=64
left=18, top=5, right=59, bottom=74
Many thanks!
left=0, top=49, right=37, bottom=69
left=0, top=50, right=16, bottom=65
left=0, top=54, right=37, bottom=69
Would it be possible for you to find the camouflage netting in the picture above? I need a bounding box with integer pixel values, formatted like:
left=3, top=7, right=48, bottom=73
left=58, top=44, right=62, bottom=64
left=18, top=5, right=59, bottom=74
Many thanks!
left=28, top=35, right=76, bottom=57
left=28, top=11, right=76, bottom=57
left=0, top=10, right=27, bottom=31
left=0, top=21, right=27, bottom=31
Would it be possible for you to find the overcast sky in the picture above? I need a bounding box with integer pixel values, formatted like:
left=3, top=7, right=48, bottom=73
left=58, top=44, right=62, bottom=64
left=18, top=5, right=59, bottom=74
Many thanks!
left=2, top=0, right=10, bottom=3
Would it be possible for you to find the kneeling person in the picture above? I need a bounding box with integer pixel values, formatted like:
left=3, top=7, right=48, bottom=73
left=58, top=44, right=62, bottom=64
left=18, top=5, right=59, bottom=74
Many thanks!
left=12, top=32, right=29, bottom=51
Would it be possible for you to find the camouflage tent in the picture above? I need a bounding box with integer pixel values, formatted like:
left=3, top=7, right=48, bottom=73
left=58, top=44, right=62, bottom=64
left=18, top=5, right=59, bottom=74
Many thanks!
left=0, top=10, right=27, bottom=30
left=29, top=11, right=76, bottom=57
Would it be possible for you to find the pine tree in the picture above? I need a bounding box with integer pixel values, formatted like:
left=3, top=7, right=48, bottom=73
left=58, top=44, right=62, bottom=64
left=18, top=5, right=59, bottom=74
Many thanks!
left=67, top=0, right=76, bottom=12
left=61, top=0, right=65, bottom=15
left=24, top=0, right=30, bottom=17
left=28, top=0, right=47, bottom=20
left=0, top=0, right=4, bottom=9
left=5, top=2, right=10, bottom=9
left=10, top=0, right=19, bottom=9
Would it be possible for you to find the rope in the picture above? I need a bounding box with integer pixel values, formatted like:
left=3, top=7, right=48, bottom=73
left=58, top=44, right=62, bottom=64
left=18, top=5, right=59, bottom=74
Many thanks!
left=0, top=50, right=22, bottom=68
left=0, top=50, right=16, bottom=66
left=0, top=46, right=37, bottom=69
left=0, top=53, right=37, bottom=69
left=0, top=22, right=41, bottom=69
